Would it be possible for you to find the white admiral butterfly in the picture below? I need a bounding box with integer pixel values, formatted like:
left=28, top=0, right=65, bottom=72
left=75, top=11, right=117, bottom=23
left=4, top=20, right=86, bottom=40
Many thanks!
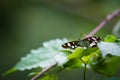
left=62, top=36, right=101, bottom=49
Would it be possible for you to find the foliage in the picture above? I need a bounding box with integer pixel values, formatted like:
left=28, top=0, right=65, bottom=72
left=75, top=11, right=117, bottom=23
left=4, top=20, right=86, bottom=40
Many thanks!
left=4, top=39, right=69, bottom=74
left=4, top=35, right=120, bottom=80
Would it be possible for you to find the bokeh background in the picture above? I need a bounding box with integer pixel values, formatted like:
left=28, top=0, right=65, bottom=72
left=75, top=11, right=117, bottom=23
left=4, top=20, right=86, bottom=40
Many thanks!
left=0, top=0, right=120, bottom=80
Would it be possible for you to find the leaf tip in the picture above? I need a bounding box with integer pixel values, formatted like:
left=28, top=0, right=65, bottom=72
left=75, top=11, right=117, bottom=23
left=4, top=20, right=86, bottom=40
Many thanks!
left=2, top=68, right=17, bottom=76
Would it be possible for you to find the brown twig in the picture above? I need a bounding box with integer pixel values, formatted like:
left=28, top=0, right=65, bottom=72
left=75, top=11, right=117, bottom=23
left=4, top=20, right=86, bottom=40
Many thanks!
left=31, top=9, right=120, bottom=80
left=31, top=62, right=58, bottom=80
left=86, top=9, right=120, bottom=37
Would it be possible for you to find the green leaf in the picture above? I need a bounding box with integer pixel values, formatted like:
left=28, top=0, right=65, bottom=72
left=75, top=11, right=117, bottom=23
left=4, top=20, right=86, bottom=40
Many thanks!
left=68, top=47, right=97, bottom=59
left=88, top=50, right=102, bottom=64
left=68, top=47, right=98, bottom=64
left=64, top=58, right=82, bottom=69
left=91, top=56, right=120, bottom=76
left=7, top=39, right=69, bottom=73
left=68, top=47, right=83, bottom=59
left=67, top=47, right=98, bottom=68
left=3, top=68, right=17, bottom=76
left=81, top=50, right=99, bottom=64
left=90, top=35, right=120, bottom=76
left=81, top=47, right=98, bottom=57
left=104, top=35, right=117, bottom=42
left=39, top=74, right=58, bottom=80
left=98, top=41, right=120, bottom=57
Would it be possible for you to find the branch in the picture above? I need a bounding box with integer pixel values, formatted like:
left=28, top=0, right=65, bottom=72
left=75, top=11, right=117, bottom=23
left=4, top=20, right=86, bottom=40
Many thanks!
left=31, top=62, right=58, bottom=80
left=86, top=9, right=120, bottom=37
left=31, top=9, right=120, bottom=80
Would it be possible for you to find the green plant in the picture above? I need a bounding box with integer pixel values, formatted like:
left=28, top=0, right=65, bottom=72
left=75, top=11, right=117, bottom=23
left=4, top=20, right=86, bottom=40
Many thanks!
left=4, top=9, right=120, bottom=80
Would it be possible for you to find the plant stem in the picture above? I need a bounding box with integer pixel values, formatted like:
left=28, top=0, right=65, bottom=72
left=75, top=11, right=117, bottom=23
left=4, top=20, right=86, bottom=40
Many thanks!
left=80, top=58, right=87, bottom=80
left=31, top=62, right=57, bottom=80
left=86, top=9, right=120, bottom=37
left=83, top=64, right=87, bottom=80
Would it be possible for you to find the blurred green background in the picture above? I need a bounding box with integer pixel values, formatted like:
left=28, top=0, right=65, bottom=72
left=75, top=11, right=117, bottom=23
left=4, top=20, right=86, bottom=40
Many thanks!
left=0, top=0, right=120, bottom=80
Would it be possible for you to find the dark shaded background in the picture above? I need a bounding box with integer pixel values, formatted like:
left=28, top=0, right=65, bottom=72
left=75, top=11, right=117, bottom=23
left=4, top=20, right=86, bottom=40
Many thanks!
left=0, top=0, right=120, bottom=80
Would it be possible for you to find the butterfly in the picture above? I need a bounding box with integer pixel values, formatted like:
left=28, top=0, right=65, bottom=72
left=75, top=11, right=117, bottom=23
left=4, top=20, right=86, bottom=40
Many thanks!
left=62, top=36, right=101, bottom=49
